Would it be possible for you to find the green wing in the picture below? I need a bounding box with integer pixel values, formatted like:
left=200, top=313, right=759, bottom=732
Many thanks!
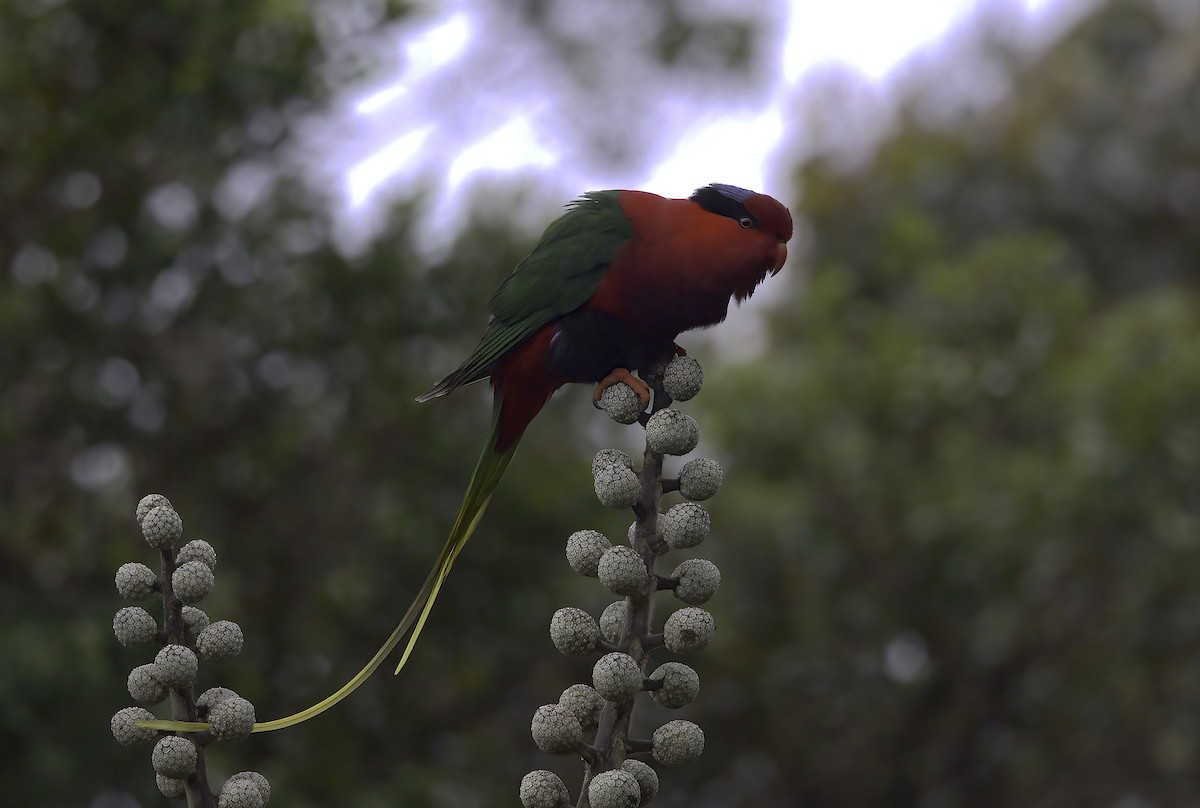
left=416, top=191, right=633, bottom=402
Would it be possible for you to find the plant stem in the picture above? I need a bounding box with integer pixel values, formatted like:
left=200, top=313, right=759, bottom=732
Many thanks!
left=160, top=547, right=215, bottom=808
left=576, top=362, right=673, bottom=807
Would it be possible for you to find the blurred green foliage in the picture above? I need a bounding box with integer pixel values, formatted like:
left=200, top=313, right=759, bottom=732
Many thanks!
left=2, top=0, right=1199, bottom=805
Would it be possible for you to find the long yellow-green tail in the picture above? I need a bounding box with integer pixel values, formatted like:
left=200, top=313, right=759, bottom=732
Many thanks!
left=389, top=417, right=518, bottom=675
left=139, top=414, right=517, bottom=734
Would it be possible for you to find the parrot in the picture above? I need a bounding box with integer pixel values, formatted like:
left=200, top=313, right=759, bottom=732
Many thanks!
left=244, top=183, right=792, bottom=732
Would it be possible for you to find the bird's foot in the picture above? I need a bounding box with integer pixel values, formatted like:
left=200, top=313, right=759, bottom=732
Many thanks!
left=672, top=343, right=688, bottom=357
left=593, top=368, right=651, bottom=407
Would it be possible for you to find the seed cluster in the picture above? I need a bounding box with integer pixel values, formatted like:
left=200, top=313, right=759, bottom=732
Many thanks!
left=522, top=355, right=723, bottom=808
left=110, top=494, right=269, bottom=805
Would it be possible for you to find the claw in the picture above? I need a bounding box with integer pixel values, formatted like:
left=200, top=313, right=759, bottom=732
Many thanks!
left=593, top=368, right=651, bottom=406
left=672, top=343, right=688, bottom=357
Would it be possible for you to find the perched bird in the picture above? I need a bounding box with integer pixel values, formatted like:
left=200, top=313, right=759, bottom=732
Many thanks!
left=257, top=184, right=791, bottom=730
left=395, top=184, right=791, bottom=666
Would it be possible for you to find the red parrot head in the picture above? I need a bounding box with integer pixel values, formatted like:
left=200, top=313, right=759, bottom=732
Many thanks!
left=690, top=183, right=793, bottom=276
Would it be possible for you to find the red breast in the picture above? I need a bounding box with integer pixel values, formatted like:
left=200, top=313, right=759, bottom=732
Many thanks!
left=586, top=190, right=790, bottom=339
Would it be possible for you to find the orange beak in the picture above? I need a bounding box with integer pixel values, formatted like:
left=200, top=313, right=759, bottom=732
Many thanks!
left=771, top=242, right=788, bottom=275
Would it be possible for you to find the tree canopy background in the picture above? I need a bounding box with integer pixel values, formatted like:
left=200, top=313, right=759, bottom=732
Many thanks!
left=2, top=0, right=1198, bottom=805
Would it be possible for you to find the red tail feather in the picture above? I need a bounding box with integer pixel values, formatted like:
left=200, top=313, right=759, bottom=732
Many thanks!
left=490, top=325, right=566, bottom=452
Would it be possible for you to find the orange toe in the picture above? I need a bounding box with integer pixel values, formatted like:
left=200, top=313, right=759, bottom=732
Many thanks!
left=594, top=368, right=651, bottom=406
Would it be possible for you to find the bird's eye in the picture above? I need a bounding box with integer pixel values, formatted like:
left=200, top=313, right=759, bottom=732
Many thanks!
left=739, top=217, right=754, bottom=229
